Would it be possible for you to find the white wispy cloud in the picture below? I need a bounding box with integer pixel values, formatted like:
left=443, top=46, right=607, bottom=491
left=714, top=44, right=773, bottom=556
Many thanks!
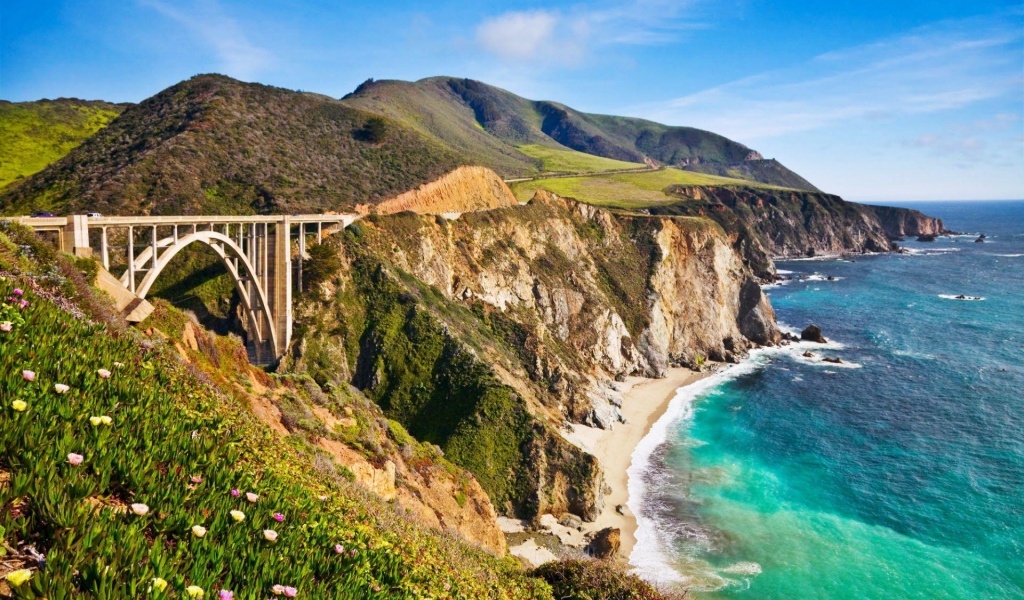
left=138, top=0, right=274, bottom=79
left=474, top=0, right=700, bottom=65
left=635, top=14, right=1024, bottom=141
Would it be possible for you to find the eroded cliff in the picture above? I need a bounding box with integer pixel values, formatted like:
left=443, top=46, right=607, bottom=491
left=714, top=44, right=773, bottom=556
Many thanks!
left=287, top=190, right=778, bottom=522
left=659, top=186, right=946, bottom=276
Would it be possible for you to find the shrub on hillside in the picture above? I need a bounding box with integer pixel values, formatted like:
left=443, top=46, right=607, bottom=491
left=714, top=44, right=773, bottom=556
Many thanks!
left=533, top=559, right=679, bottom=600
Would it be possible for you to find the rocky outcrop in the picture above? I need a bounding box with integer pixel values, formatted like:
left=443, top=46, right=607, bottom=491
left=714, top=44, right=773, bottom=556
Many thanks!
left=656, top=186, right=944, bottom=277
left=801, top=324, right=827, bottom=343
left=369, top=166, right=518, bottom=215
left=866, top=205, right=945, bottom=238
left=586, top=527, right=621, bottom=558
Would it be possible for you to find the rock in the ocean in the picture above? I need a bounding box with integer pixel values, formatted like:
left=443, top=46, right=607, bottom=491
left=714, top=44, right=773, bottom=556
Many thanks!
left=917, top=234, right=937, bottom=242
left=822, top=356, right=843, bottom=364
left=975, top=235, right=985, bottom=243
left=586, top=527, right=621, bottom=558
left=802, top=350, right=814, bottom=358
left=800, top=324, right=828, bottom=343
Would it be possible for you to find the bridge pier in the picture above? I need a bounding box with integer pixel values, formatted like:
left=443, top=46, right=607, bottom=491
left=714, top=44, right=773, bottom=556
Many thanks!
left=7, top=213, right=359, bottom=363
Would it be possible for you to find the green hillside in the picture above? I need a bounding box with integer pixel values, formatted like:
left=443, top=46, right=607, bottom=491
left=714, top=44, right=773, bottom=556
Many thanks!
left=0, top=220, right=552, bottom=599
left=0, top=74, right=821, bottom=216
left=0, top=99, right=125, bottom=190
left=510, top=167, right=791, bottom=209
left=0, top=75, right=470, bottom=216
left=516, top=144, right=644, bottom=174
left=342, top=77, right=818, bottom=190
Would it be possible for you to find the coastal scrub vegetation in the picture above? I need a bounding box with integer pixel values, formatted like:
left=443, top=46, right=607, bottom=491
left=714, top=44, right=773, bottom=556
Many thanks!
left=0, top=99, right=125, bottom=190
left=0, top=220, right=551, bottom=598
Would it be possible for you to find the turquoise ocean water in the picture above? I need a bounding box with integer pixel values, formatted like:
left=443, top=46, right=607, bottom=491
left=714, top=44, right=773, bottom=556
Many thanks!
left=629, top=201, right=1024, bottom=599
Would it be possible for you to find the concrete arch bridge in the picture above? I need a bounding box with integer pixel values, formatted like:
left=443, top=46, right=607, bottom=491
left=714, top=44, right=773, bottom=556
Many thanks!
left=10, top=214, right=359, bottom=363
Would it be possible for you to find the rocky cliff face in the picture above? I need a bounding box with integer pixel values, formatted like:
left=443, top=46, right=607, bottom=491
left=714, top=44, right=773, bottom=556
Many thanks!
left=368, top=165, right=518, bottom=215
left=866, top=204, right=946, bottom=238
left=658, top=186, right=945, bottom=277
left=288, top=188, right=777, bottom=522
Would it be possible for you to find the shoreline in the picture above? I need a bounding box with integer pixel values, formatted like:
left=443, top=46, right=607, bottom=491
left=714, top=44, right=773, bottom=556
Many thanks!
left=564, top=367, right=712, bottom=557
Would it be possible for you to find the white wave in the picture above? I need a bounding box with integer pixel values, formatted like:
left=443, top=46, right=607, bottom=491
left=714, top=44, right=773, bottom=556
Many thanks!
left=790, top=351, right=863, bottom=369
left=989, top=253, right=1023, bottom=258
left=799, top=274, right=844, bottom=282
left=939, top=294, right=985, bottom=301
left=628, top=333, right=862, bottom=586
left=720, top=562, right=763, bottom=576
left=892, top=349, right=936, bottom=360
left=776, top=269, right=795, bottom=275
left=901, top=247, right=961, bottom=256
left=628, top=355, right=770, bottom=585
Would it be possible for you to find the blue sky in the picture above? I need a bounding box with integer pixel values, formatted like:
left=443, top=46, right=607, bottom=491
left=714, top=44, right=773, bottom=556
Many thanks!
left=2, top=1, right=1022, bottom=201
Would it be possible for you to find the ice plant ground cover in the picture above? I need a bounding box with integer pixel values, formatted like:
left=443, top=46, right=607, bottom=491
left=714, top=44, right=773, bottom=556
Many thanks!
left=0, top=221, right=550, bottom=599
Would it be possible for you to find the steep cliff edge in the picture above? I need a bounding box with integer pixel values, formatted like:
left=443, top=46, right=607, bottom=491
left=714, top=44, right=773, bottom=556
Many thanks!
left=287, top=191, right=777, bottom=522
left=368, top=165, right=518, bottom=215
left=656, top=186, right=946, bottom=277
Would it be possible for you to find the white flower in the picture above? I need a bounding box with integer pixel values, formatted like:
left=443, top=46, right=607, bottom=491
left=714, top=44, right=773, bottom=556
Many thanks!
left=263, top=529, right=278, bottom=542
left=54, top=383, right=70, bottom=393
left=130, top=503, right=149, bottom=516
left=245, top=492, right=258, bottom=503
left=192, top=525, right=208, bottom=537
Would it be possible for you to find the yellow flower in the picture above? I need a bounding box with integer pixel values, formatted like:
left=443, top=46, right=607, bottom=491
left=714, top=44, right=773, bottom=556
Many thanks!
left=11, top=400, right=27, bottom=412
left=151, top=577, right=168, bottom=592
left=192, top=525, right=208, bottom=537
left=186, top=585, right=205, bottom=597
left=100, top=415, right=112, bottom=425
left=5, top=569, right=32, bottom=587
left=229, top=510, right=245, bottom=522
left=90, top=416, right=103, bottom=426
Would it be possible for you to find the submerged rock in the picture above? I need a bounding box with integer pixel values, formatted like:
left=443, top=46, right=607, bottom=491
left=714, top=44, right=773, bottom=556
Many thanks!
left=800, top=324, right=828, bottom=344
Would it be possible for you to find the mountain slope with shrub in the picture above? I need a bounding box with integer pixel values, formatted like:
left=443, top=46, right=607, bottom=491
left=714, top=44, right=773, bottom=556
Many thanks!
left=0, top=99, right=126, bottom=190
left=341, top=76, right=817, bottom=189
left=0, top=219, right=554, bottom=598
left=0, top=75, right=470, bottom=216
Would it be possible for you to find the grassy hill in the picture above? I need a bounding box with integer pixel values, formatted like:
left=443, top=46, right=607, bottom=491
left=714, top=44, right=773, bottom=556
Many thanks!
left=342, top=77, right=818, bottom=190
left=0, top=74, right=821, bottom=216
left=0, top=99, right=126, bottom=190
left=0, top=75, right=470, bottom=216
left=510, top=167, right=791, bottom=209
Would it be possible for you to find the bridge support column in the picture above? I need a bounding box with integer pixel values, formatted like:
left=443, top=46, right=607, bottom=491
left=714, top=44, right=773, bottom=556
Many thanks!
left=63, top=215, right=92, bottom=257
left=268, top=216, right=292, bottom=358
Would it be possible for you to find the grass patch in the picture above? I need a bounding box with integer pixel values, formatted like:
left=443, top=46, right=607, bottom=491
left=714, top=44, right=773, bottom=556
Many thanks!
left=511, top=167, right=793, bottom=208
left=516, top=144, right=644, bottom=174
left=0, top=100, right=124, bottom=190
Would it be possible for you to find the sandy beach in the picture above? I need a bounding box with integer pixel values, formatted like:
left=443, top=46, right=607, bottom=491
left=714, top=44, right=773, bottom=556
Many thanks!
left=566, top=367, right=710, bottom=557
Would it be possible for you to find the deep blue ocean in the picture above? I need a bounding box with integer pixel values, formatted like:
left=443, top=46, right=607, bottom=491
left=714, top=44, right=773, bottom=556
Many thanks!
left=629, top=201, right=1024, bottom=599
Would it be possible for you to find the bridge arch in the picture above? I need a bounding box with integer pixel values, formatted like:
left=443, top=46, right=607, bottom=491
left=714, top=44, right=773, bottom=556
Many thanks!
left=134, top=230, right=278, bottom=361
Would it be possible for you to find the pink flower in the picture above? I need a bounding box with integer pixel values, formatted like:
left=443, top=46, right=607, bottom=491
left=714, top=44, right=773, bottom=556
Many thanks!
left=21, top=370, right=35, bottom=382
left=284, top=587, right=297, bottom=598
left=230, top=489, right=240, bottom=497
left=0, top=322, right=12, bottom=332
left=12, top=288, right=22, bottom=296
left=97, top=369, right=111, bottom=379
left=18, top=299, right=28, bottom=309
left=67, top=453, right=84, bottom=465
left=333, top=544, right=344, bottom=554
left=273, top=512, right=284, bottom=522
left=271, top=585, right=285, bottom=595
left=218, top=591, right=234, bottom=600
left=190, top=475, right=203, bottom=484
left=350, top=549, right=357, bottom=556
left=245, top=492, right=258, bottom=503
left=263, top=529, right=278, bottom=542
